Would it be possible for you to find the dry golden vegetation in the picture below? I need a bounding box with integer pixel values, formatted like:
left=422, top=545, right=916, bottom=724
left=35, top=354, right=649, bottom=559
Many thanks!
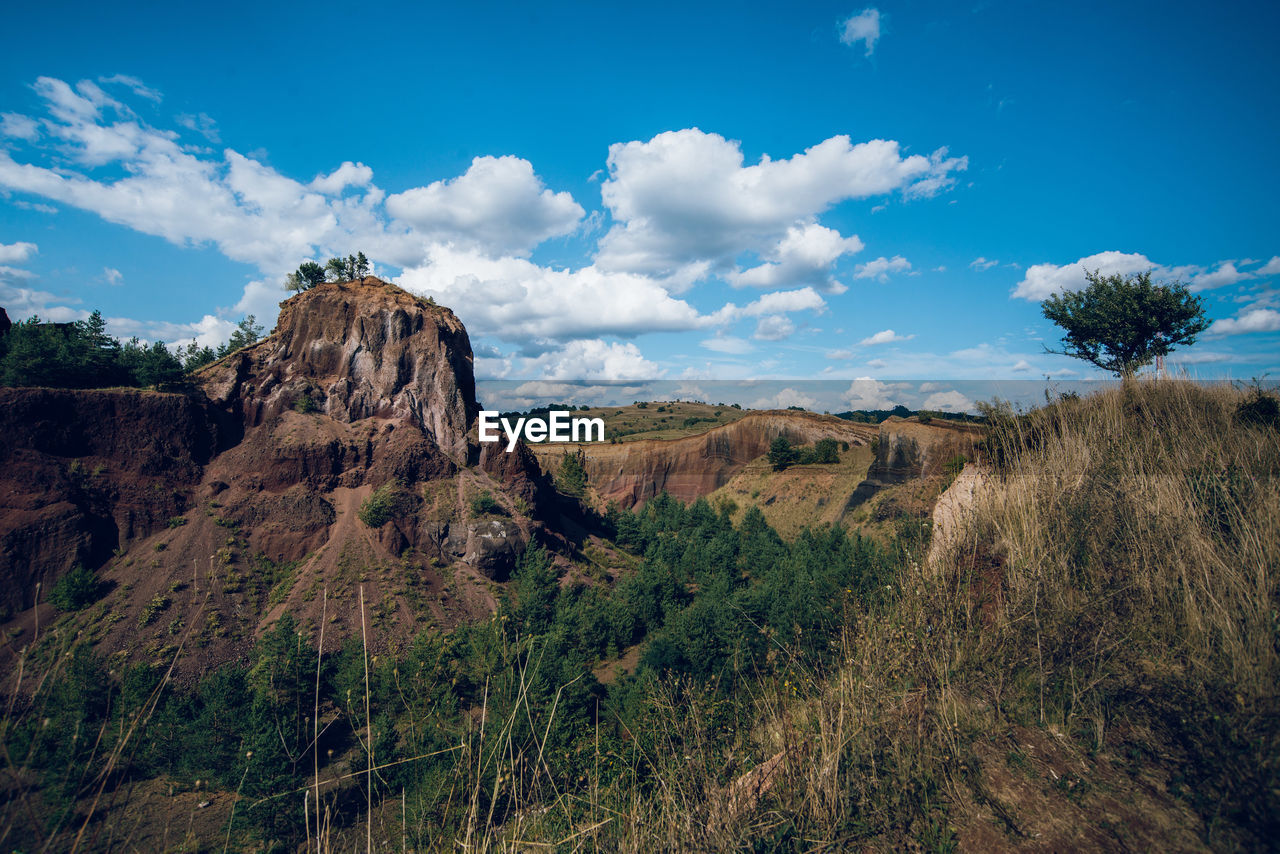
left=571, top=400, right=748, bottom=442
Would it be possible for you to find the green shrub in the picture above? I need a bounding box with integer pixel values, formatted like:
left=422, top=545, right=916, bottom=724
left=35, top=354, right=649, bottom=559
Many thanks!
left=358, top=482, right=416, bottom=527
left=138, top=594, right=169, bottom=627
left=294, top=392, right=317, bottom=414
left=470, top=493, right=504, bottom=516
left=768, top=436, right=797, bottom=470
left=48, top=565, right=101, bottom=611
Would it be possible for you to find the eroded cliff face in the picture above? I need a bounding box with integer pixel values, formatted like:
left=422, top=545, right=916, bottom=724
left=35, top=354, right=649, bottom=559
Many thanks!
left=200, top=278, right=477, bottom=465
left=0, top=388, right=230, bottom=613
left=0, top=279, right=544, bottom=664
left=847, top=417, right=984, bottom=507
left=530, top=412, right=880, bottom=507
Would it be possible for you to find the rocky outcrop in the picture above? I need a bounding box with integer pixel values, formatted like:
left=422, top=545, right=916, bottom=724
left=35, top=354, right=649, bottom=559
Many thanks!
left=847, top=417, right=984, bottom=507
left=0, top=388, right=228, bottom=613
left=200, top=278, right=477, bottom=465
left=928, top=464, right=989, bottom=567
left=530, top=412, right=879, bottom=507
left=0, top=279, right=543, bottom=638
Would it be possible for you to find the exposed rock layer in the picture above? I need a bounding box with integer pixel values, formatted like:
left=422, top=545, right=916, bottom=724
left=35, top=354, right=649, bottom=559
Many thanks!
left=530, top=412, right=879, bottom=507
left=847, top=417, right=984, bottom=508
left=200, top=278, right=477, bottom=464
left=0, top=280, right=542, bottom=650
left=0, top=387, right=228, bottom=612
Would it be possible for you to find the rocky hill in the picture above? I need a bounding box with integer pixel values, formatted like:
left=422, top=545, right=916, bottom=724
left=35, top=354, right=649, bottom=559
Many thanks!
left=0, top=278, right=545, bottom=672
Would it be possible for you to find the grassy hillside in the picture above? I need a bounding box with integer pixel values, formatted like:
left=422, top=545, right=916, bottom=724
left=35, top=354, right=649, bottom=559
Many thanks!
left=2, top=380, right=1276, bottom=850
left=548, top=400, right=749, bottom=442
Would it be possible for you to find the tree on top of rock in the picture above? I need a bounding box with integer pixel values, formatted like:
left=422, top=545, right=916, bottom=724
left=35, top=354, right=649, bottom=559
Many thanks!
left=324, top=252, right=370, bottom=282
left=284, top=261, right=326, bottom=293
left=283, top=252, right=369, bottom=292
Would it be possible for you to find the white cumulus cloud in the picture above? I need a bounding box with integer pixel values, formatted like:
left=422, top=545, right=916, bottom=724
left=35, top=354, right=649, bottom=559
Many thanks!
left=751, top=387, right=819, bottom=410
left=520, top=339, right=663, bottom=380
left=1209, top=309, right=1280, bottom=336
left=1013, top=251, right=1277, bottom=300
left=385, top=155, right=583, bottom=257
left=596, top=129, right=964, bottom=288
left=923, top=390, right=973, bottom=412
left=397, top=245, right=709, bottom=344
left=844, top=377, right=901, bottom=409
left=309, top=161, right=374, bottom=195
left=753, top=315, right=796, bottom=341
left=0, top=241, right=38, bottom=264
left=729, top=222, right=863, bottom=293
left=1, top=113, right=40, bottom=141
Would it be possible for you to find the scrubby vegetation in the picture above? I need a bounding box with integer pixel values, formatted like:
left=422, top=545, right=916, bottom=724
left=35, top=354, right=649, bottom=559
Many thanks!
left=47, top=565, right=102, bottom=612
left=2, top=379, right=1276, bottom=849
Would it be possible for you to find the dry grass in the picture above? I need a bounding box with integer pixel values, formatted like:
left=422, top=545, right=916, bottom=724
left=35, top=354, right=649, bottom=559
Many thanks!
left=561, top=379, right=1280, bottom=850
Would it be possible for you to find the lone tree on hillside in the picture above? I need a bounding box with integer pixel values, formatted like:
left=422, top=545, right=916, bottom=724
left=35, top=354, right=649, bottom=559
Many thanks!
left=1041, top=269, right=1209, bottom=378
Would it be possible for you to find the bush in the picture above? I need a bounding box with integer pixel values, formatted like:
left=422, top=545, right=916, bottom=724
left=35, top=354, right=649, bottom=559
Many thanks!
left=470, top=493, right=504, bottom=516
left=1236, top=386, right=1279, bottom=429
left=358, top=482, right=412, bottom=527
left=1041, top=269, right=1209, bottom=377
left=48, top=565, right=101, bottom=611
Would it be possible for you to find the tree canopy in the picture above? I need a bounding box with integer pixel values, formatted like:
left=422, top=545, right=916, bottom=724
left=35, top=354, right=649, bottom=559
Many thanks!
left=284, top=252, right=370, bottom=292
left=0, top=310, right=264, bottom=389
left=1041, top=269, right=1209, bottom=377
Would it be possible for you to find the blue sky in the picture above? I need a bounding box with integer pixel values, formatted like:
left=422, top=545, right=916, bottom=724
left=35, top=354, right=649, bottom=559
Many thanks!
left=2, top=0, right=1277, bottom=410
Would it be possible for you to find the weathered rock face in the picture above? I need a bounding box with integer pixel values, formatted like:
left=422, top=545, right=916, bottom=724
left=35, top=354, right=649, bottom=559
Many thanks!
left=530, top=412, right=879, bottom=508
left=445, top=517, right=526, bottom=581
left=200, top=278, right=477, bottom=465
left=0, top=388, right=227, bottom=613
left=0, top=279, right=545, bottom=648
left=847, top=417, right=984, bottom=507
